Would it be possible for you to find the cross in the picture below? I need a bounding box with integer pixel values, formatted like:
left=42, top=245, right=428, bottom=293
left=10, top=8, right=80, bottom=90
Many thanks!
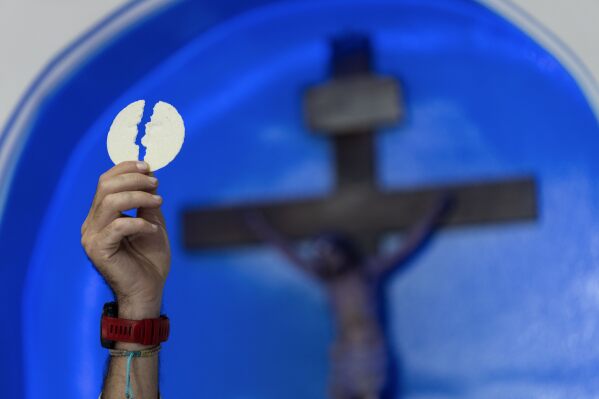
left=182, top=33, right=537, bottom=254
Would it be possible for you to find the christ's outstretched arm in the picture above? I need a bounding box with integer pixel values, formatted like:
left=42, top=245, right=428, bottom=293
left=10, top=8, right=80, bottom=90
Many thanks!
left=368, top=194, right=453, bottom=278
left=244, top=210, right=315, bottom=272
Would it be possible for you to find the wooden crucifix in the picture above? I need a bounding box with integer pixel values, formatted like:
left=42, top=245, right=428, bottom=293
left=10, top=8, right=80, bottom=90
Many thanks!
left=182, top=33, right=537, bottom=399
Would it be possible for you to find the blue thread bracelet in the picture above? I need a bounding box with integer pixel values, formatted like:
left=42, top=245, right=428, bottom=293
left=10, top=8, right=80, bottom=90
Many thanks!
left=109, top=345, right=161, bottom=399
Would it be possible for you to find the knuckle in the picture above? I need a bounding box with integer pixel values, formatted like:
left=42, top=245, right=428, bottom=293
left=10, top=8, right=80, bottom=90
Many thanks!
left=81, top=234, right=93, bottom=253
left=111, top=175, right=127, bottom=192
left=132, top=219, right=146, bottom=230
left=116, top=218, right=127, bottom=227
left=97, top=179, right=109, bottom=193
left=98, top=172, right=109, bottom=185
left=102, top=193, right=117, bottom=209
left=108, top=218, right=120, bottom=230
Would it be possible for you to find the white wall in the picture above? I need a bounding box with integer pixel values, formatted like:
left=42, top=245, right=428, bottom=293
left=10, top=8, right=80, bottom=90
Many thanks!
left=0, top=0, right=128, bottom=128
left=482, top=0, right=599, bottom=117
left=0, top=0, right=598, bottom=131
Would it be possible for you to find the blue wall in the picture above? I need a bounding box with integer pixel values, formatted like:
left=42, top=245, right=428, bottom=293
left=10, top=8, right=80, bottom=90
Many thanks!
left=1, top=0, right=598, bottom=398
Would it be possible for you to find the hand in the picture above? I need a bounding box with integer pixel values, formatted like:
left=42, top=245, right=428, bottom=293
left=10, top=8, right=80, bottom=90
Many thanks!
left=81, top=161, right=171, bottom=320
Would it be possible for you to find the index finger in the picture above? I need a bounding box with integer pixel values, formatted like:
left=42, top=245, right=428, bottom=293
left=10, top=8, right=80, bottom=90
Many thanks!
left=101, top=161, right=150, bottom=181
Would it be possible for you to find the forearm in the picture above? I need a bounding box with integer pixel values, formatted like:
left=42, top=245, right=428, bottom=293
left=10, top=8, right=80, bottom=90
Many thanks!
left=102, top=301, right=161, bottom=399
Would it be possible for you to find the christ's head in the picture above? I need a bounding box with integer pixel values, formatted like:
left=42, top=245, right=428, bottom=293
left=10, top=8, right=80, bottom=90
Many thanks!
left=309, top=232, right=363, bottom=279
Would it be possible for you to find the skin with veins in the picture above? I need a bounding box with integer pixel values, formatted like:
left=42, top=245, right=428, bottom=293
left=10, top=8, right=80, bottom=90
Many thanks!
left=106, top=100, right=185, bottom=172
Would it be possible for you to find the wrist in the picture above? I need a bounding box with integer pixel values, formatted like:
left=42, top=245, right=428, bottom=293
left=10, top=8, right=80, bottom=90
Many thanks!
left=117, top=297, right=162, bottom=320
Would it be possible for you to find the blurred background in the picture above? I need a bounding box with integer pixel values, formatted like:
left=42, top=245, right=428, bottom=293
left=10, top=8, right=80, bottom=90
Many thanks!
left=1, top=0, right=599, bottom=398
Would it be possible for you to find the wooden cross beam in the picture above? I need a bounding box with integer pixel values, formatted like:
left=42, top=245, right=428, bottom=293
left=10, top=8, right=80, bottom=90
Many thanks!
left=182, top=33, right=537, bottom=253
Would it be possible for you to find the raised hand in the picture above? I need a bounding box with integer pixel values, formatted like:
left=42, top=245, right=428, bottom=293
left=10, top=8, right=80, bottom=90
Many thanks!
left=81, top=161, right=171, bottom=319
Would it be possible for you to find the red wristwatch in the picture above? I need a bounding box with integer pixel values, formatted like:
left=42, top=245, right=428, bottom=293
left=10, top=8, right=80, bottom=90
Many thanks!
left=100, top=302, right=170, bottom=348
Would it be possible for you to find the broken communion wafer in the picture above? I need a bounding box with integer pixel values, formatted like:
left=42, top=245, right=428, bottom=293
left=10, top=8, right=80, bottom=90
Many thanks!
left=106, top=100, right=185, bottom=172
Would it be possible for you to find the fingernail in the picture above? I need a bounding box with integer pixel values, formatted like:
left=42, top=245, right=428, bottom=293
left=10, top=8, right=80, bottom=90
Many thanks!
left=137, top=161, right=149, bottom=171
left=149, top=177, right=158, bottom=185
left=153, top=194, right=162, bottom=202
left=151, top=223, right=158, bottom=231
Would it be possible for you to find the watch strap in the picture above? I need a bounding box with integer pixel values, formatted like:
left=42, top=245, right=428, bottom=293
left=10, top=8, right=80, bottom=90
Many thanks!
left=101, top=314, right=170, bottom=346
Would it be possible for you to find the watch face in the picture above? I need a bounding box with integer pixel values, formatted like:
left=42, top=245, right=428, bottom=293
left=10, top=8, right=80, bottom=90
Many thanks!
left=103, top=301, right=118, bottom=317
left=100, top=302, right=118, bottom=349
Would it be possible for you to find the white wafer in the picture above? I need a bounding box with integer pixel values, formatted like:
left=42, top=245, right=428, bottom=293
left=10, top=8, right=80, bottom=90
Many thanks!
left=106, top=100, right=185, bottom=172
